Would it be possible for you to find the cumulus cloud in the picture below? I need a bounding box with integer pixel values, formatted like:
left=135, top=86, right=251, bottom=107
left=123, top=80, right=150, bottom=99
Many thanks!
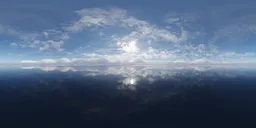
left=38, top=40, right=64, bottom=52
left=117, top=40, right=139, bottom=53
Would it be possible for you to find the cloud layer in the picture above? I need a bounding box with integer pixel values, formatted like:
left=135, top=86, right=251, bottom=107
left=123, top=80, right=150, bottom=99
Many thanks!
left=1, top=4, right=256, bottom=64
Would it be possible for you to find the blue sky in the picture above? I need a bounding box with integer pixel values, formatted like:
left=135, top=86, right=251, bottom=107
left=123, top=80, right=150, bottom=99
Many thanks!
left=1, top=0, right=256, bottom=64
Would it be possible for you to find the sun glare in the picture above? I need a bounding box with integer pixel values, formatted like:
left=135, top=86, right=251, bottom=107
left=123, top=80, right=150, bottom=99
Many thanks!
left=130, top=78, right=135, bottom=85
left=121, top=40, right=139, bottom=53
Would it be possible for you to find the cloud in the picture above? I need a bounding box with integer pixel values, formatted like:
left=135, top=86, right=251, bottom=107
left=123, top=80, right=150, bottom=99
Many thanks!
left=0, top=23, right=68, bottom=52
left=43, top=32, right=49, bottom=38
left=20, top=58, right=75, bottom=64
left=20, top=58, right=109, bottom=66
left=140, top=47, right=177, bottom=60
left=165, top=11, right=200, bottom=24
left=2, top=6, right=256, bottom=64
left=19, top=52, right=256, bottom=66
left=190, top=58, right=217, bottom=64
left=0, top=25, right=21, bottom=36
left=39, top=44, right=50, bottom=51
left=37, top=40, right=65, bottom=52
left=20, top=60, right=38, bottom=64
left=66, top=8, right=188, bottom=43
left=164, top=4, right=256, bottom=50
left=82, top=45, right=178, bottom=64
left=117, top=40, right=139, bottom=53
left=61, top=8, right=198, bottom=64
left=50, top=40, right=64, bottom=49
left=19, top=56, right=145, bottom=66
left=0, top=8, right=214, bottom=61
left=65, top=8, right=127, bottom=32
left=40, top=59, right=57, bottom=63
left=10, top=42, right=18, bottom=47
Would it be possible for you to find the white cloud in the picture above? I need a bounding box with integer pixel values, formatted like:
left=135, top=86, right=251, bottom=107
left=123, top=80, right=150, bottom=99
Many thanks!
left=190, top=58, right=216, bottom=64
left=20, top=60, right=38, bottom=64
left=117, top=40, right=139, bottom=53
left=20, top=58, right=71, bottom=64
left=40, top=59, right=57, bottom=64
left=0, top=24, right=68, bottom=52
left=140, top=47, right=177, bottom=60
left=166, top=17, right=180, bottom=24
left=59, top=58, right=71, bottom=63
left=50, top=40, right=64, bottom=49
left=66, top=8, right=188, bottom=43
left=18, top=53, right=256, bottom=66
left=37, top=40, right=65, bottom=52
left=20, top=59, right=61, bottom=64
left=0, top=25, right=21, bottom=36
left=0, top=7, right=207, bottom=61
left=65, top=8, right=127, bottom=32
left=61, top=33, right=70, bottom=40
left=165, top=11, right=200, bottom=24
left=43, top=32, right=49, bottom=38
left=39, top=44, right=50, bottom=52
left=20, top=58, right=107, bottom=65
left=3, top=6, right=256, bottom=64
left=21, top=66, right=36, bottom=69
left=10, top=42, right=17, bottom=47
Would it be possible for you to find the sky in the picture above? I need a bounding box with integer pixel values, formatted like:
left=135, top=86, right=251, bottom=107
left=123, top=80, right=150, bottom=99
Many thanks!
left=1, top=0, right=256, bottom=65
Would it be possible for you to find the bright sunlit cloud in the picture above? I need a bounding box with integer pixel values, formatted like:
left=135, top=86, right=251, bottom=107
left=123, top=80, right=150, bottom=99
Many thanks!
left=130, top=78, right=136, bottom=85
left=117, top=40, right=139, bottom=54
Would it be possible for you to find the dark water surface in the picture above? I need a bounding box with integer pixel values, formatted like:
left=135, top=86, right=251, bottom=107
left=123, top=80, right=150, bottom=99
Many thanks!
left=1, top=65, right=256, bottom=127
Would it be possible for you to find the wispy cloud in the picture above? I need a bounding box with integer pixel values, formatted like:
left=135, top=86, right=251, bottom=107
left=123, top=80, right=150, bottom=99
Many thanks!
left=0, top=25, right=21, bottom=36
left=2, top=5, right=256, bottom=64
left=10, top=42, right=17, bottom=47
left=66, top=8, right=188, bottom=43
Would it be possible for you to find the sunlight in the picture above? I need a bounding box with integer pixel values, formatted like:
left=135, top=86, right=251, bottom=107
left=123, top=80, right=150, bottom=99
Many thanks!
left=118, top=77, right=138, bottom=91
left=121, top=77, right=137, bottom=86
left=130, top=78, right=135, bottom=85
left=120, top=40, right=139, bottom=53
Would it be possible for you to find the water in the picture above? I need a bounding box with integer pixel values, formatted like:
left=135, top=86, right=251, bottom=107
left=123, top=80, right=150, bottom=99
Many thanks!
left=1, top=65, right=256, bottom=127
